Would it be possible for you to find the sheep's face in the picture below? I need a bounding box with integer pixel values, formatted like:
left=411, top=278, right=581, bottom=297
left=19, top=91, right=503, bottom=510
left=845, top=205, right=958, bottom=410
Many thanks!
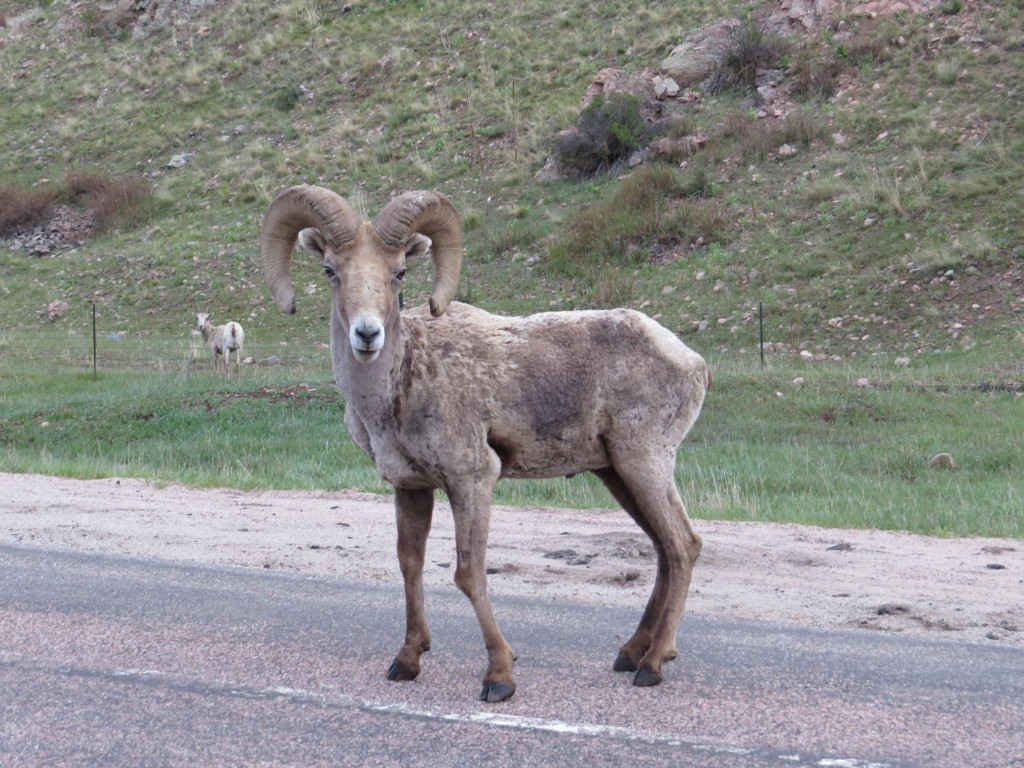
left=298, top=226, right=431, bottom=364
left=194, top=312, right=210, bottom=331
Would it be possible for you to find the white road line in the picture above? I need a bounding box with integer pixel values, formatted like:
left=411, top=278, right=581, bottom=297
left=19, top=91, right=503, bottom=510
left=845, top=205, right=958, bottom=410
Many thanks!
left=109, top=669, right=893, bottom=767
left=269, top=683, right=894, bottom=768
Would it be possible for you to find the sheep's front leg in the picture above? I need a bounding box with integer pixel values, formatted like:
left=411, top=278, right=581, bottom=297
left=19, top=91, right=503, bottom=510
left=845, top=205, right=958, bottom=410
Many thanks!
left=447, top=466, right=515, bottom=703
left=388, top=487, right=434, bottom=682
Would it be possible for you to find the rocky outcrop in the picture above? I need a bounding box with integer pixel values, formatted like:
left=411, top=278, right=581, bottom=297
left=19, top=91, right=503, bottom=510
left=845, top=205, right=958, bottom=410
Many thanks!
left=657, top=0, right=943, bottom=87
left=849, top=0, right=941, bottom=18
left=658, top=20, right=741, bottom=88
left=2, top=205, right=96, bottom=256
left=582, top=67, right=659, bottom=110
left=536, top=0, right=949, bottom=182
left=764, top=0, right=842, bottom=32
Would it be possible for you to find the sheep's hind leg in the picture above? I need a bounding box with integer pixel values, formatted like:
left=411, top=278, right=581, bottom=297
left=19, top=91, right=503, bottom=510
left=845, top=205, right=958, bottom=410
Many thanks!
left=447, top=464, right=516, bottom=703
left=595, top=459, right=702, bottom=687
left=388, top=487, right=434, bottom=682
left=594, top=467, right=665, bottom=674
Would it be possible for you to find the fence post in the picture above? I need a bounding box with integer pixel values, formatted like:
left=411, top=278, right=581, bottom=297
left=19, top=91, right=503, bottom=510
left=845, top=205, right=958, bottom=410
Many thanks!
left=759, top=301, right=765, bottom=367
left=92, top=302, right=98, bottom=378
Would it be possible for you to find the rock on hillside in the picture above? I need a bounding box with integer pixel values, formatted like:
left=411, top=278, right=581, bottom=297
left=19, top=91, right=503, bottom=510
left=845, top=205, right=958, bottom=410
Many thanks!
left=537, top=0, right=946, bottom=181
left=661, top=0, right=942, bottom=87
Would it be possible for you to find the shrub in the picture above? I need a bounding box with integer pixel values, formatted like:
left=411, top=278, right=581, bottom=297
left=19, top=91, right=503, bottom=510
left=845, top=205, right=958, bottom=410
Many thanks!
left=720, top=16, right=790, bottom=88
left=552, top=91, right=648, bottom=175
left=61, top=170, right=153, bottom=231
left=90, top=179, right=153, bottom=230
left=666, top=199, right=729, bottom=245
left=0, top=183, right=58, bottom=235
left=776, top=110, right=823, bottom=146
left=656, top=115, right=699, bottom=139
left=270, top=84, right=302, bottom=112
left=840, top=31, right=893, bottom=66
left=616, top=163, right=685, bottom=206
left=934, top=58, right=961, bottom=86
left=589, top=269, right=634, bottom=308
left=680, top=163, right=717, bottom=199
left=790, top=50, right=841, bottom=101
left=722, top=113, right=774, bottom=161
left=547, top=164, right=727, bottom=275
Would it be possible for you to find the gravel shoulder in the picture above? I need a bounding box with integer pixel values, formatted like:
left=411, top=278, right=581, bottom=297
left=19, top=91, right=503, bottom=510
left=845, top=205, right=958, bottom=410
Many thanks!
left=1, top=471, right=1021, bottom=645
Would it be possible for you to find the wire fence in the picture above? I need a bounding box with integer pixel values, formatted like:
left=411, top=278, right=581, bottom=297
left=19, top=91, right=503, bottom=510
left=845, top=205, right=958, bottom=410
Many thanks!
left=1, top=325, right=333, bottom=377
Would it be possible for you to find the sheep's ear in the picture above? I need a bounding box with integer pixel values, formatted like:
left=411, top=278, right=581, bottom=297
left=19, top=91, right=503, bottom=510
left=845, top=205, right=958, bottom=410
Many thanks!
left=297, top=228, right=327, bottom=258
left=404, top=233, right=432, bottom=263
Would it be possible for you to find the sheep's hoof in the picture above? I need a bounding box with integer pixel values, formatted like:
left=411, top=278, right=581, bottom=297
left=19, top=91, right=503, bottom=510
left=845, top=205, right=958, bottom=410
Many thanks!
left=386, top=659, right=420, bottom=682
left=613, top=652, right=639, bottom=673
left=631, top=667, right=663, bottom=688
left=479, top=681, right=516, bottom=703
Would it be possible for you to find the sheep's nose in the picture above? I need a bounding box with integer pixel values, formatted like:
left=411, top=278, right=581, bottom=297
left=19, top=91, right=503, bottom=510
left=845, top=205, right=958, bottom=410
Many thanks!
left=355, top=324, right=380, bottom=345
left=351, top=317, right=385, bottom=353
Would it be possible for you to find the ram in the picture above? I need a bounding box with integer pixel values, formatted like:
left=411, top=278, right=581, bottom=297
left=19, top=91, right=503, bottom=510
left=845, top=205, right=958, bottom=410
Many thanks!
left=261, top=185, right=709, bottom=702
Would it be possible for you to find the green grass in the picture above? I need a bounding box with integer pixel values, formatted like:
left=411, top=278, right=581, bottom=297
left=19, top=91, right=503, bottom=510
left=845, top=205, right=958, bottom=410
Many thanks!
left=0, top=357, right=385, bottom=492
left=2, top=346, right=1020, bottom=539
left=681, top=357, right=1023, bottom=537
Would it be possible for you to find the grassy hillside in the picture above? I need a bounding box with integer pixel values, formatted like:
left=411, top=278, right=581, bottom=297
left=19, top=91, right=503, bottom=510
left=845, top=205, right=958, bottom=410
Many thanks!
left=0, top=0, right=1020, bottom=367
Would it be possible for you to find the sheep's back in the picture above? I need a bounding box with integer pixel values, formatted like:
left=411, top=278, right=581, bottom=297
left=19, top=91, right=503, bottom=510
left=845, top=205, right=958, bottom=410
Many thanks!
left=399, top=302, right=708, bottom=478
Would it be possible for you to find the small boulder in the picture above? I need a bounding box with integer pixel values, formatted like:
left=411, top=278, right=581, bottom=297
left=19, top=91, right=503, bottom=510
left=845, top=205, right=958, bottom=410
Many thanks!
left=653, top=76, right=680, bottom=99
left=659, top=19, right=740, bottom=86
left=167, top=152, right=194, bottom=168
left=48, top=299, right=69, bottom=319
left=582, top=67, right=658, bottom=111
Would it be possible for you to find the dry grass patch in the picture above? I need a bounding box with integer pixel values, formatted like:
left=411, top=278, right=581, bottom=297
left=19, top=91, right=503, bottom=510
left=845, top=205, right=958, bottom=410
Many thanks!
left=547, top=164, right=731, bottom=275
left=0, top=184, right=58, bottom=235
left=0, top=171, right=152, bottom=238
left=63, top=171, right=153, bottom=231
left=722, top=110, right=824, bottom=162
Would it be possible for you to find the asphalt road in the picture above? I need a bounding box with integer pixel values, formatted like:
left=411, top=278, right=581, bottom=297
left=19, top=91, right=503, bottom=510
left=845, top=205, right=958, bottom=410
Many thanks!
left=1, top=544, right=1021, bottom=768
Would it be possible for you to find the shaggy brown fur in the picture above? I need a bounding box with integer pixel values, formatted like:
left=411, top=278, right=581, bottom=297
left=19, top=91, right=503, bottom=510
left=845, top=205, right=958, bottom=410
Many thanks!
left=261, top=186, right=709, bottom=702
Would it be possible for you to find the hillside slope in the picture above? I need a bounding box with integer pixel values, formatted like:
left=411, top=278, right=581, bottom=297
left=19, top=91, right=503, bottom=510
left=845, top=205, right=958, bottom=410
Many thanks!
left=1, top=0, right=1021, bottom=366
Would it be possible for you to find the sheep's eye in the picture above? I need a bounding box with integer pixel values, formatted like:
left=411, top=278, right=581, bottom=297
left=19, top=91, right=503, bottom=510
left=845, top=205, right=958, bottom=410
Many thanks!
left=394, top=268, right=407, bottom=281
left=323, top=264, right=337, bottom=279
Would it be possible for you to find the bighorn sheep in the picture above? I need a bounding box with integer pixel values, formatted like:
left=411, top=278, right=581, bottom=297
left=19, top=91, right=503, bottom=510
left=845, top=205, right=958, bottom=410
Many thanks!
left=194, top=312, right=245, bottom=370
left=260, top=185, right=709, bottom=703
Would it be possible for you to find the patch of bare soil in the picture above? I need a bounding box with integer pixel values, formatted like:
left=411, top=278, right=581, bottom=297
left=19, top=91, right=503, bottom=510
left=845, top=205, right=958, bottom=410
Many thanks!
left=1, top=472, right=1020, bottom=645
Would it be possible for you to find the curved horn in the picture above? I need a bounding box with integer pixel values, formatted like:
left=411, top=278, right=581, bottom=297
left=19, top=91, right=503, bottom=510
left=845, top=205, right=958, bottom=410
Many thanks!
left=373, top=191, right=463, bottom=317
left=260, top=185, right=362, bottom=314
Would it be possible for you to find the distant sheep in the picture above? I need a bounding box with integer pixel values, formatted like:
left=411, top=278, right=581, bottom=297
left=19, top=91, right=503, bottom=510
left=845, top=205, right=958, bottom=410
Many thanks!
left=194, top=312, right=245, bottom=370
left=260, top=185, right=710, bottom=703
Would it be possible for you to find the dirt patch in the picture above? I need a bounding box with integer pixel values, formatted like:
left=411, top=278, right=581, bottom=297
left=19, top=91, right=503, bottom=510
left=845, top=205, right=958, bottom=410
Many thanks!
left=1, top=471, right=1021, bottom=645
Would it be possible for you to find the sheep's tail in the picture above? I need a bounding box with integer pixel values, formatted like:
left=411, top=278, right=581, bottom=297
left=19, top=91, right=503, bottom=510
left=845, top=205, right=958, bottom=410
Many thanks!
left=226, top=322, right=244, bottom=348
